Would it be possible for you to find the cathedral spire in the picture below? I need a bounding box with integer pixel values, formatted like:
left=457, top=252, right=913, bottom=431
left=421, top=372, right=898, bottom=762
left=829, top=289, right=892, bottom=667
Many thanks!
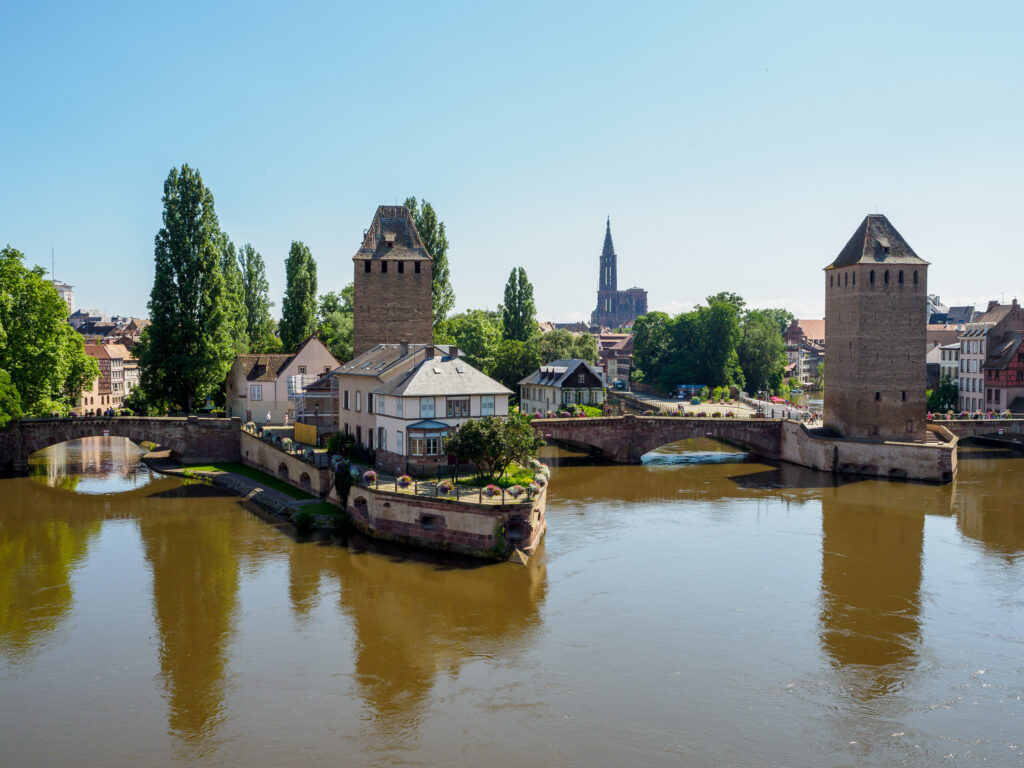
left=602, top=216, right=615, bottom=259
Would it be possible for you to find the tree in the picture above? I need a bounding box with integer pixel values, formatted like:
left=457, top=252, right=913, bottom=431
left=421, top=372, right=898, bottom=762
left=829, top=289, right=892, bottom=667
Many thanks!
left=537, top=329, right=600, bottom=365
left=706, top=291, right=747, bottom=318
left=435, top=309, right=503, bottom=374
left=279, top=241, right=318, bottom=352
left=0, top=246, right=99, bottom=415
left=927, top=376, right=958, bottom=412
left=500, top=267, right=537, bottom=342
left=0, top=368, right=22, bottom=426
left=317, top=285, right=354, bottom=362
left=490, top=338, right=542, bottom=393
left=218, top=233, right=249, bottom=356
left=696, top=300, right=744, bottom=388
left=405, top=197, right=454, bottom=327
left=757, top=307, right=796, bottom=337
left=738, top=310, right=786, bottom=394
left=632, top=311, right=674, bottom=386
left=138, top=165, right=234, bottom=413
left=238, top=243, right=277, bottom=353
left=570, top=333, right=599, bottom=365
left=444, top=412, right=544, bottom=482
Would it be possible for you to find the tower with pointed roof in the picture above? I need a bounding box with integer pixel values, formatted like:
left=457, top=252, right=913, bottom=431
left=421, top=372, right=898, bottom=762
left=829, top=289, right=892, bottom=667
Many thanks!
left=590, top=218, right=647, bottom=329
left=823, top=214, right=929, bottom=439
left=352, top=205, right=434, bottom=357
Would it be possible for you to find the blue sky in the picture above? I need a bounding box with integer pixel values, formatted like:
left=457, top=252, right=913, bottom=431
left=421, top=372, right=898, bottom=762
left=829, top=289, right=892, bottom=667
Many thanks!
left=2, top=0, right=1021, bottom=323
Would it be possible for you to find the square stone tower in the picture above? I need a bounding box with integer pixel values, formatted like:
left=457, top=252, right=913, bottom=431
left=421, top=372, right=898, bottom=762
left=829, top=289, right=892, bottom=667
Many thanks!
left=823, top=215, right=929, bottom=439
left=352, top=205, right=433, bottom=356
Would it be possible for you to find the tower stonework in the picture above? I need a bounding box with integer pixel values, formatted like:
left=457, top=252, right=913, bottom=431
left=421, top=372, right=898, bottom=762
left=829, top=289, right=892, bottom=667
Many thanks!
left=352, top=205, right=433, bottom=356
left=590, top=218, right=648, bottom=328
left=824, top=214, right=929, bottom=440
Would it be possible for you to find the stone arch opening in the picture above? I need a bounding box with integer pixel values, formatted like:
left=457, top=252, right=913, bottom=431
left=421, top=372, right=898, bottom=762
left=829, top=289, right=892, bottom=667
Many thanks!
left=299, top=471, right=311, bottom=490
left=278, top=462, right=289, bottom=478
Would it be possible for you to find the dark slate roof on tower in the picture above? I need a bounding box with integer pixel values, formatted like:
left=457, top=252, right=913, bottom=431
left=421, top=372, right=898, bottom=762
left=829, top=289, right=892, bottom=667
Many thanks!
left=827, top=214, right=929, bottom=269
left=602, top=217, right=616, bottom=258
left=353, top=205, right=433, bottom=262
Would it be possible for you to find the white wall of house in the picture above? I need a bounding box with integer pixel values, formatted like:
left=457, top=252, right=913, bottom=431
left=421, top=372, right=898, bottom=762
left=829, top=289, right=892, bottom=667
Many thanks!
left=227, top=339, right=338, bottom=423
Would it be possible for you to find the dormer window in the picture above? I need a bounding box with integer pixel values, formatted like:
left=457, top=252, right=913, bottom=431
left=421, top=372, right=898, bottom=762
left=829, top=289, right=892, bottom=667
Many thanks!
left=383, top=231, right=396, bottom=248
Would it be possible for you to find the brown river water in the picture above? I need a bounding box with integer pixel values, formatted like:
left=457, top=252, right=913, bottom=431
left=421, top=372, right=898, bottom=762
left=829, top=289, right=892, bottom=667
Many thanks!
left=1, top=436, right=1022, bottom=767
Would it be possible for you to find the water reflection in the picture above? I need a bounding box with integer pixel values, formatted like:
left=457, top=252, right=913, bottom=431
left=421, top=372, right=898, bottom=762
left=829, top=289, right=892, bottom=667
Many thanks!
left=29, top=436, right=154, bottom=494
left=954, top=445, right=1024, bottom=558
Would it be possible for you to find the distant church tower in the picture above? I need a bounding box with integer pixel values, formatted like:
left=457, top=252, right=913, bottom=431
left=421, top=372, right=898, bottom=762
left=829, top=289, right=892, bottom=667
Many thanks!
left=591, top=218, right=647, bottom=328
left=352, top=205, right=433, bottom=356
left=824, top=214, right=929, bottom=440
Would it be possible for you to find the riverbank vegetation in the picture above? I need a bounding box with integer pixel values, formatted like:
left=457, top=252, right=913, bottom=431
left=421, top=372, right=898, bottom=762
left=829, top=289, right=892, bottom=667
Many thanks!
left=182, top=462, right=313, bottom=500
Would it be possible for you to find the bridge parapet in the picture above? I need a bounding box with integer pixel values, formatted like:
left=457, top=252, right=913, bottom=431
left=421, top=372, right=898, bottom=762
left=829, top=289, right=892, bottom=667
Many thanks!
left=940, top=419, right=1024, bottom=439
left=0, top=416, right=243, bottom=475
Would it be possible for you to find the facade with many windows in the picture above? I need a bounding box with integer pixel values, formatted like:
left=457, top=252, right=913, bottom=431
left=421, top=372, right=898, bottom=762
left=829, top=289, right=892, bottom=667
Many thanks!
left=958, top=300, right=1024, bottom=413
left=518, top=359, right=606, bottom=415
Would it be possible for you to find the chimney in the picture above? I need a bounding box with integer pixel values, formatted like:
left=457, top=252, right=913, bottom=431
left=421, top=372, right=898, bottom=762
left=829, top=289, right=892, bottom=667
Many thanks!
left=399, top=341, right=409, bottom=357
left=424, top=345, right=434, bottom=360
left=448, top=345, right=460, bottom=358
left=988, top=300, right=999, bottom=312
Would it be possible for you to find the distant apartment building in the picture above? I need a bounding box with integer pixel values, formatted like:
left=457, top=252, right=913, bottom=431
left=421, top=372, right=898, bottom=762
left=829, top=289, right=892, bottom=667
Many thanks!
left=958, top=300, right=1024, bottom=413
left=938, top=342, right=959, bottom=383
left=77, top=343, right=126, bottom=413
left=50, top=281, right=74, bottom=314
left=784, top=319, right=825, bottom=386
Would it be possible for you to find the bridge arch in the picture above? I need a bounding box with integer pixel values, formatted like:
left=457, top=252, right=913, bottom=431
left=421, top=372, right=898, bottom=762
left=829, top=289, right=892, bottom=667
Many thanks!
left=533, top=415, right=783, bottom=464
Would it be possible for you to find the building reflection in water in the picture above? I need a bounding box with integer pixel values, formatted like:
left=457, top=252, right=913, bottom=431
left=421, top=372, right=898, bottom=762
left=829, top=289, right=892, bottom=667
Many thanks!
left=954, top=448, right=1024, bottom=558
left=286, top=533, right=548, bottom=741
left=29, top=437, right=151, bottom=494
left=818, top=481, right=926, bottom=699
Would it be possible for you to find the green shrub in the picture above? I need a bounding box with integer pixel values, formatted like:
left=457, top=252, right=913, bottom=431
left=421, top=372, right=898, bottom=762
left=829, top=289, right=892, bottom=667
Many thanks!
left=292, top=508, right=316, bottom=533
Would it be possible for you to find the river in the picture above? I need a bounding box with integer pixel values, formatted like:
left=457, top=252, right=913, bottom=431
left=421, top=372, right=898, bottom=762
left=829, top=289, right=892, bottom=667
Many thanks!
left=1, top=436, right=1022, bottom=767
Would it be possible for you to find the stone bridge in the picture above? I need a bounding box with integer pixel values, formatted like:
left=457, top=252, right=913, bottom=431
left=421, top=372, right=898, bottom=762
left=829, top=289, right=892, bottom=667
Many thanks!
left=533, top=415, right=783, bottom=463
left=940, top=419, right=1024, bottom=440
left=0, top=416, right=243, bottom=475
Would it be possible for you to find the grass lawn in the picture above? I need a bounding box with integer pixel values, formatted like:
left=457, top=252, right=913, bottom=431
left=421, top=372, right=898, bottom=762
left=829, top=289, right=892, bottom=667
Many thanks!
left=454, top=464, right=535, bottom=489
left=300, top=502, right=341, bottom=516
left=182, top=462, right=314, bottom=500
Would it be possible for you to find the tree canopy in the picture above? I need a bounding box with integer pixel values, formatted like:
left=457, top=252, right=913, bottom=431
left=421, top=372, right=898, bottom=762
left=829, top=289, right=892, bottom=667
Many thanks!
left=538, top=328, right=598, bottom=365
left=444, top=412, right=544, bottom=481
left=405, top=197, right=454, bottom=328
left=137, top=165, right=234, bottom=413
left=279, top=240, right=318, bottom=352
left=318, top=284, right=354, bottom=362
left=0, top=245, right=99, bottom=415
left=238, top=243, right=278, bottom=353
left=500, top=267, right=537, bottom=343
left=218, top=233, right=249, bottom=356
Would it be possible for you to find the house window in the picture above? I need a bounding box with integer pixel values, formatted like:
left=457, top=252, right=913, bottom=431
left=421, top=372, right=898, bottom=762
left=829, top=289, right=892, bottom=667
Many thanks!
left=397, top=430, right=404, bottom=454
left=367, top=393, right=374, bottom=414
left=397, top=398, right=403, bottom=417
left=578, top=373, right=585, bottom=383
left=481, top=395, right=494, bottom=416
left=446, top=397, right=470, bottom=417
left=356, top=425, right=361, bottom=444
left=250, top=385, right=262, bottom=401
left=410, top=437, right=424, bottom=455
left=425, top=436, right=440, bottom=455
left=356, top=391, right=362, bottom=411
left=420, top=397, right=434, bottom=418
left=299, top=366, right=306, bottom=374
left=378, top=427, right=386, bottom=451
left=562, top=390, right=571, bottom=404
left=995, top=390, right=1001, bottom=404
left=344, top=390, right=350, bottom=410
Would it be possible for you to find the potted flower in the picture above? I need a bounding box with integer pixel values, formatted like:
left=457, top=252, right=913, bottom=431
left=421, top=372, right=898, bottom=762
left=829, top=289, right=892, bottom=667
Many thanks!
left=437, top=479, right=455, bottom=495
left=281, top=437, right=292, bottom=451
left=362, top=469, right=377, bottom=485
left=482, top=484, right=501, bottom=498
left=397, top=474, right=413, bottom=488
left=533, top=474, right=547, bottom=488
left=245, top=421, right=256, bottom=433
left=507, top=484, right=525, bottom=498
left=529, top=481, right=542, bottom=495
left=304, top=448, right=315, bottom=461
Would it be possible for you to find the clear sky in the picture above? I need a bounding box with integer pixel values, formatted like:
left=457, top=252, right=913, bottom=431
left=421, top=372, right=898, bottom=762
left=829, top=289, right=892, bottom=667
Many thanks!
left=2, top=0, right=1021, bottom=323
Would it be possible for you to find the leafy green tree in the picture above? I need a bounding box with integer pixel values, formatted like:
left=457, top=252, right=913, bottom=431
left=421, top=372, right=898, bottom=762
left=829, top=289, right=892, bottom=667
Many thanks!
left=405, top=197, right=454, bottom=328
left=435, top=309, right=503, bottom=374
left=757, top=307, right=796, bottom=336
left=444, top=412, right=544, bottom=482
left=279, top=241, right=318, bottom=352
left=490, top=338, right=542, bottom=393
left=697, top=300, right=744, bottom=389
left=814, top=362, right=824, bottom=390
left=706, top=291, right=747, bottom=318
left=238, top=243, right=277, bottom=353
left=500, top=267, right=537, bottom=342
left=0, top=246, right=99, bottom=414
left=632, top=311, right=673, bottom=385
left=218, top=233, right=249, bottom=355
left=538, top=329, right=576, bottom=363
left=317, top=285, right=354, bottom=362
left=927, top=376, right=958, bottom=412
left=138, top=165, right=234, bottom=413
left=571, top=333, right=599, bottom=365
left=0, top=368, right=23, bottom=426
left=738, top=310, right=786, bottom=394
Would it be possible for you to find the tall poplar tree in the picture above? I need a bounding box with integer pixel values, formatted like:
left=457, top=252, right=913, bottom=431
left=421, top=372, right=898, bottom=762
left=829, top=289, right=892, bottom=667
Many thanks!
left=278, top=240, right=318, bottom=352
left=500, top=266, right=537, bottom=342
left=138, top=165, right=233, bottom=413
left=405, top=196, right=455, bottom=327
left=218, top=233, right=249, bottom=355
left=238, top=243, right=277, bottom=353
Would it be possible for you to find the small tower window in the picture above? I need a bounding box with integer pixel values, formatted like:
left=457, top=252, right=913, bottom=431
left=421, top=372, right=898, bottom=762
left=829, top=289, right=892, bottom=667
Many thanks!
left=829, top=275, right=833, bottom=288
left=898, top=270, right=904, bottom=285
left=852, top=272, right=856, bottom=285
left=875, top=391, right=881, bottom=401
left=415, top=262, right=421, bottom=274
left=381, top=261, right=388, bottom=273
left=884, top=270, right=890, bottom=284
left=364, top=260, right=371, bottom=273
left=870, top=270, right=875, bottom=285
left=913, top=270, right=918, bottom=285
left=844, top=273, right=848, bottom=287
left=398, top=261, right=405, bottom=273
left=901, top=390, right=907, bottom=401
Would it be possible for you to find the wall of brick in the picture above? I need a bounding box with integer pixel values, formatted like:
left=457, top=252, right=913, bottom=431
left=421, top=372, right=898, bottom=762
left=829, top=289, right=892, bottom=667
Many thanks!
left=353, top=259, right=433, bottom=355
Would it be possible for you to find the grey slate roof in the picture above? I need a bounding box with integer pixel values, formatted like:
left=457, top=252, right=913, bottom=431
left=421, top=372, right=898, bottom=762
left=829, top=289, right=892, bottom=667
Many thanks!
left=372, top=354, right=511, bottom=397
left=353, top=205, right=433, bottom=262
left=982, top=333, right=1023, bottom=370
left=827, top=214, right=929, bottom=269
left=518, top=359, right=606, bottom=387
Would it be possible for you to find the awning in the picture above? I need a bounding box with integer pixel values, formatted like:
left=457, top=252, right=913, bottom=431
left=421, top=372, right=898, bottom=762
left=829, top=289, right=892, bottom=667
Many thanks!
left=406, top=419, right=451, bottom=432
left=770, top=396, right=785, bottom=403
